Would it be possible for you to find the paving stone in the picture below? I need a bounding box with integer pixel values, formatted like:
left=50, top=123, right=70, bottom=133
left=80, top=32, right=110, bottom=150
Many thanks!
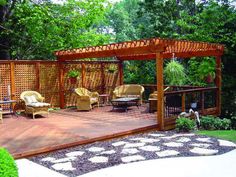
left=148, top=133, right=165, bottom=137
left=139, top=145, right=160, bottom=152
left=176, top=137, right=191, bottom=143
left=52, top=162, right=75, bottom=171
left=196, top=138, right=213, bottom=143
left=139, top=138, right=160, bottom=143
left=218, top=140, right=236, bottom=147
left=41, top=157, right=55, bottom=162
left=112, top=141, right=127, bottom=147
left=164, top=142, right=184, bottom=147
left=124, top=142, right=145, bottom=148
left=190, top=143, right=211, bottom=148
left=52, top=157, right=76, bottom=163
left=121, top=155, right=145, bottom=163
left=156, top=150, right=180, bottom=157
left=88, top=156, right=108, bottom=163
left=66, top=151, right=84, bottom=157
left=87, top=147, right=105, bottom=152
left=190, top=147, right=218, bottom=155
left=121, top=148, right=139, bottom=154
left=175, top=133, right=195, bottom=137
left=130, top=137, right=146, bottom=141
left=100, top=150, right=116, bottom=155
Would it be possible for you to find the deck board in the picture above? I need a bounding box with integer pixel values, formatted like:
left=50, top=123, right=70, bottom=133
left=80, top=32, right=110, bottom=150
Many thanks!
left=0, top=105, right=157, bottom=158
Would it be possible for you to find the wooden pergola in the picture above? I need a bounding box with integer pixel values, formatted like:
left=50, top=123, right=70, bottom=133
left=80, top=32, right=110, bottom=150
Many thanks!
left=55, top=38, right=224, bottom=130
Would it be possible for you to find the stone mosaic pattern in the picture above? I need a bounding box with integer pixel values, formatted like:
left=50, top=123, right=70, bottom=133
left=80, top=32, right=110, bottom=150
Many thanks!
left=30, top=131, right=236, bottom=177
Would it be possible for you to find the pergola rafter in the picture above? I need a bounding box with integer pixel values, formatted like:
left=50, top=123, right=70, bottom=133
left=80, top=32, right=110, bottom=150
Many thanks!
left=55, top=38, right=224, bottom=61
left=55, top=37, right=224, bottom=131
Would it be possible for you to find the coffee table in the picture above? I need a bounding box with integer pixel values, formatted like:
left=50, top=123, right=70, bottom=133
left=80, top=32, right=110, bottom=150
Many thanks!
left=111, top=97, right=140, bottom=112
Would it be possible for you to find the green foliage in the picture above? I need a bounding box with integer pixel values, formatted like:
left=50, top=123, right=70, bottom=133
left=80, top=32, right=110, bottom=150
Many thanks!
left=0, top=148, right=18, bottom=177
left=200, top=116, right=231, bottom=130
left=197, top=130, right=236, bottom=142
left=164, top=60, right=186, bottom=85
left=0, top=0, right=6, bottom=6
left=67, top=69, right=80, bottom=78
left=3, top=0, right=110, bottom=59
left=229, top=116, right=236, bottom=130
left=188, top=57, right=216, bottom=86
left=176, top=117, right=195, bottom=132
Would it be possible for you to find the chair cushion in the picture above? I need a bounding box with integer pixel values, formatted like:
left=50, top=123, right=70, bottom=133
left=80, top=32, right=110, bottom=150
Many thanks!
left=27, top=102, right=50, bottom=107
left=30, top=95, right=38, bottom=103
left=24, top=96, right=33, bottom=104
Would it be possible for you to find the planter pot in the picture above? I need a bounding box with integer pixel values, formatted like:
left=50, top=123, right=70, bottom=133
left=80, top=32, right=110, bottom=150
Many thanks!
left=69, top=77, right=77, bottom=84
left=205, top=74, right=214, bottom=83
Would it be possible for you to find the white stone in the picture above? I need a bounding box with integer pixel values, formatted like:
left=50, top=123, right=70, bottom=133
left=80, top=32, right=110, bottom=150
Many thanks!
left=121, top=148, right=139, bottom=154
left=130, top=137, right=146, bottom=141
left=164, top=142, right=184, bottom=147
left=175, top=133, right=195, bottom=137
left=148, top=133, right=165, bottom=137
left=196, top=138, right=213, bottom=143
left=87, top=147, right=105, bottom=152
left=160, top=136, right=176, bottom=140
left=124, top=143, right=145, bottom=148
left=52, top=162, right=75, bottom=171
left=140, top=138, right=160, bottom=143
left=112, top=141, right=127, bottom=147
left=190, top=143, right=211, bottom=148
left=218, top=140, right=236, bottom=147
left=139, top=145, right=160, bottom=152
left=88, top=156, right=108, bottom=163
left=52, top=157, right=76, bottom=163
left=156, top=150, right=179, bottom=157
left=121, top=155, right=145, bottom=163
left=190, top=147, right=218, bottom=155
left=66, top=151, right=84, bottom=157
left=100, top=150, right=116, bottom=155
left=41, top=157, right=55, bottom=162
left=176, top=137, right=191, bottom=143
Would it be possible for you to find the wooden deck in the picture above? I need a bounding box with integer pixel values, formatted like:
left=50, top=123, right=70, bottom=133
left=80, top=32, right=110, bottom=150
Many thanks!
left=0, top=105, right=157, bottom=159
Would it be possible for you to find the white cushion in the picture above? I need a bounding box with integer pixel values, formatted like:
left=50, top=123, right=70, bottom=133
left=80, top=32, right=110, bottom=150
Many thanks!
left=24, top=96, right=33, bottom=104
left=27, top=102, right=50, bottom=107
left=30, top=95, right=38, bottom=103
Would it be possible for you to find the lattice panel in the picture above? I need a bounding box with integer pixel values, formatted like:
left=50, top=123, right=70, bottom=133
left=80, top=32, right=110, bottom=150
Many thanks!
left=40, top=63, right=60, bottom=107
left=14, top=64, right=37, bottom=100
left=84, top=63, right=102, bottom=92
left=104, top=63, right=120, bottom=95
left=64, top=63, right=82, bottom=107
left=0, top=64, right=11, bottom=109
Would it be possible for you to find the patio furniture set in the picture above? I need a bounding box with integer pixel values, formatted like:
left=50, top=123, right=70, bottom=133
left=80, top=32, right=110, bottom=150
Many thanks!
left=0, top=84, right=160, bottom=122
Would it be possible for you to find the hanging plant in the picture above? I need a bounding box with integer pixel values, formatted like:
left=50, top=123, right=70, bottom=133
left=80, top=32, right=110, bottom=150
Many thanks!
left=164, top=60, right=186, bottom=86
left=106, top=65, right=117, bottom=73
left=67, top=69, right=80, bottom=84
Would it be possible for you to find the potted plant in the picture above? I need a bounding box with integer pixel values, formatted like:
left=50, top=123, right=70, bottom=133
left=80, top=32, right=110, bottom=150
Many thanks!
left=164, top=60, right=187, bottom=86
left=67, top=69, right=80, bottom=84
left=107, top=65, right=117, bottom=73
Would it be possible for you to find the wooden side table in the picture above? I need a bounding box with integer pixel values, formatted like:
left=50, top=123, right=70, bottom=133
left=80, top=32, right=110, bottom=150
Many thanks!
left=149, top=98, right=157, bottom=113
left=99, top=94, right=110, bottom=106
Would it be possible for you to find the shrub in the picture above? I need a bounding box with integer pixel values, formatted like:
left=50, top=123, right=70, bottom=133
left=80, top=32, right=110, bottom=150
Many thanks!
left=229, top=116, right=236, bottom=130
left=176, top=117, right=195, bottom=132
left=200, top=116, right=216, bottom=130
left=0, top=148, right=18, bottom=177
left=200, top=116, right=231, bottom=130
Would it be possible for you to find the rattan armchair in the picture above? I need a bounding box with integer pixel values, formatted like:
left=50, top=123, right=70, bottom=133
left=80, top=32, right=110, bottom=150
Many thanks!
left=20, top=91, right=50, bottom=119
left=74, top=88, right=99, bottom=111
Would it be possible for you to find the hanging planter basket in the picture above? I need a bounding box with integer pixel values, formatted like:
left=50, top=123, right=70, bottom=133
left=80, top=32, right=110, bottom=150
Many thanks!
left=69, top=77, right=77, bottom=84
left=205, top=74, right=214, bottom=83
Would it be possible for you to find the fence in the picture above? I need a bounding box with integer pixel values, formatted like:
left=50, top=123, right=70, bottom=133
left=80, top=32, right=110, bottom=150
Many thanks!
left=0, top=60, right=120, bottom=108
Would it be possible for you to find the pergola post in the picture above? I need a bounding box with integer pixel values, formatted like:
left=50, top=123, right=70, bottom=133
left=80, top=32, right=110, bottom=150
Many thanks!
left=119, top=61, right=124, bottom=85
left=81, top=63, right=86, bottom=87
left=59, top=61, right=65, bottom=109
left=215, top=55, right=222, bottom=115
left=156, top=52, right=164, bottom=130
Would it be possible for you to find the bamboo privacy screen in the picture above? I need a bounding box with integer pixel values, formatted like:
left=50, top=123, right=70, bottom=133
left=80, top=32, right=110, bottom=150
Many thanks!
left=0, top=61, right=120, bottom=108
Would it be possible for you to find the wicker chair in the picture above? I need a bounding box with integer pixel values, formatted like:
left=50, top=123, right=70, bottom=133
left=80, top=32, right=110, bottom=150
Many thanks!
left=20, top=91, right=50, bottom=119
left=113, top=84, right=144, bottom=104
left=74, top=88, right=99, bottom=111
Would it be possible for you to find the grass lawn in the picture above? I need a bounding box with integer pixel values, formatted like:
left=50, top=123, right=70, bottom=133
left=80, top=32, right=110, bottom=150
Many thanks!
left=196, top=130, right=236, bottom=142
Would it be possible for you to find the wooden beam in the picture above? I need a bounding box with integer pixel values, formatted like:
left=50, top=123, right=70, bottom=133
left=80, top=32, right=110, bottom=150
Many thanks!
left=10, top=62, right=16, bottom=101
left=181, top=93, right=186, bottom=112
left=81, top=64, right=86, bottom=87
left=119, top=61, right=124, bottom=85
left=58, top=62, right=65, bottom=109
left=156, top=52, right=164, bottom=130
left=215, top=56, right=222, bottom=115
left=35, top=62, right=40, bottom=92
